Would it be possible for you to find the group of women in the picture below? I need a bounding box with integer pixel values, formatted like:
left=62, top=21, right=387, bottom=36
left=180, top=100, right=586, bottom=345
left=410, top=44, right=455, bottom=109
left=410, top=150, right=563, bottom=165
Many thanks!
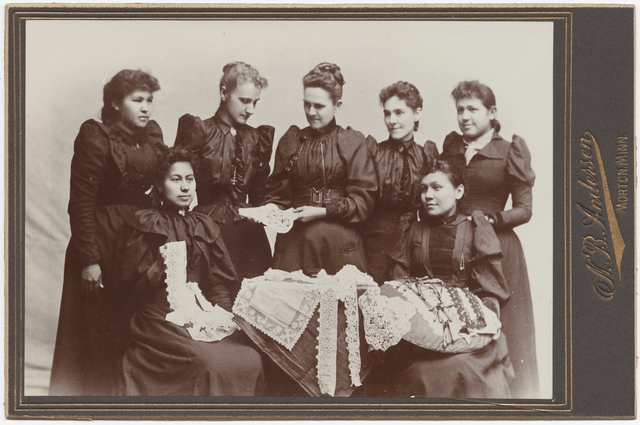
left=49, top=61, right=538, bottom=399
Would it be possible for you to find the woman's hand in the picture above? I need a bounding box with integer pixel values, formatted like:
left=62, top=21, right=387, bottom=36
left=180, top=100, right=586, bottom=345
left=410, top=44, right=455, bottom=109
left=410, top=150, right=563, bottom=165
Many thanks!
left=293, top=206, right=327, bottom=223
left=81, top=263, right=103, bottom=301
left=146, top=250, right=167, bottom=285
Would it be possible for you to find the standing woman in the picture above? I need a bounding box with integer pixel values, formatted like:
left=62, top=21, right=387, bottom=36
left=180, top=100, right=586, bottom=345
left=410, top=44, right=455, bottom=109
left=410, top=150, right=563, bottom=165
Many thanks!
left=174, top=62, right=274, bottom=285
left=263, top=62, right=378, bottom=275
left=50, top=70, right=166, bottom=395
left=441, top=80, right=538, bottom=398
left=362, top=81, right=439, bottom=285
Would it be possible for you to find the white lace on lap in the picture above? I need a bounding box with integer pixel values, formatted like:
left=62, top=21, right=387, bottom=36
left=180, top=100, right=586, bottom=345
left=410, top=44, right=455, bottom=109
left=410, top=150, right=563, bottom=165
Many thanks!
left=238, top=205, right=297, bottom=233
left=162, top=241, right=239, bottom=342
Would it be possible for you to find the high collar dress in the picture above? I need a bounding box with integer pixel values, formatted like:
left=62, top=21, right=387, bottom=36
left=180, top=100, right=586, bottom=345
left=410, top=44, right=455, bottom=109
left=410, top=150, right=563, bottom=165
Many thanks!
left=115, top=204, right=265, bottom=396
left=263, top=119, right=378, bottom=275
left=174, top=111, right=275, bottom=282
left=373, top=212, right=514, bottom=398
left=50, top=119, right=166, bottom=396
left=442, top=130, right=538, bottom=398
left=361, top=136, right=439, bottom=284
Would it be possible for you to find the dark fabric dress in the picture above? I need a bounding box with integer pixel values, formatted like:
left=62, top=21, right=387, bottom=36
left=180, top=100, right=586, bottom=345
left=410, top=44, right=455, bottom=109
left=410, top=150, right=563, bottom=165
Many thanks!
left=442, top=130, right=538, bottom=398
left=49, top=119, right=166, bottom=396
left=174, top=112, right=275, bottom=286
left=362, top=137, right=439, bottom=284
left=263, top=119, right=378, bottom=275
left=115, top=206, right=265, bottom=396
left=378, top=212, right=514, bottom=398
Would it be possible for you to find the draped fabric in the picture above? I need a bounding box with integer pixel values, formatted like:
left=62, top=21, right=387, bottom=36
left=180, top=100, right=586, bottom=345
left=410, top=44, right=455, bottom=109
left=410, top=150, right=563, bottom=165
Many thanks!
left=442, top=131, right=539, bottom=398
left=49, top=119, right=166, bottom=396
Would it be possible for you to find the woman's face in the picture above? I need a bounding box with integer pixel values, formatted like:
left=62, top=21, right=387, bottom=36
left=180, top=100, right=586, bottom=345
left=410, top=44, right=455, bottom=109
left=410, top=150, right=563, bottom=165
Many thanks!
left=383, top=95, right=421, bottom=142
left=115, top=90, right=154, bottom=129
left=420, top=171, right=464, bottom=219
left=456, top=96, right=496, bottom=141
left=161, top=161, right=196, bottom=209
left=303, top=87, right=341, bottom=129
left=221, top=82, right=261, bottom=126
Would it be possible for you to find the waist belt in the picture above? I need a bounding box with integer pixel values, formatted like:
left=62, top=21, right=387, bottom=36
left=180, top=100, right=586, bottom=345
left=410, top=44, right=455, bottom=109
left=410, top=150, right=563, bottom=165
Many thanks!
left=293, top=188, right=345, bottom=207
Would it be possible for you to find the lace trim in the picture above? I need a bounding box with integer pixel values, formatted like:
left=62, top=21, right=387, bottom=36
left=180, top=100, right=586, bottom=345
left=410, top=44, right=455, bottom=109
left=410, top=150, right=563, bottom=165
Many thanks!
left=358, top=287, right=415, bottom=351
left=238, top=204, right=297, bottom=233
left=339, top=283, right=362, bottom=387
left=316, top=287, right=338, bottom=396
left=161, top=241, right=239, bottom=342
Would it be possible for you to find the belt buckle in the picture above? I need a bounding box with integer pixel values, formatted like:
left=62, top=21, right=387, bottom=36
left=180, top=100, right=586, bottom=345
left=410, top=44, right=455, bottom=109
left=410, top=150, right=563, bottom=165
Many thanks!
left=311, top=187, right=323, bottom=205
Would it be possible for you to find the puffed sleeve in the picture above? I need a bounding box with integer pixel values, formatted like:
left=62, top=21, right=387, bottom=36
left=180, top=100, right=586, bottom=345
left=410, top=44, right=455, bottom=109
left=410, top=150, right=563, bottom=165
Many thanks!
left=324, top=128, right=378, bottom=223
left=174, top=114, right=207, bottom=151
left=468, top=211, right=510, bottom=312
left=67, top=120, right=111, bottom=266
left=262, top=125, right=301, bottom=209
left=494, top=135, right=536, bottom=229
left=247, top=125, right=275, bottom=207
left=113, top=212, right=167, bottom=300
left=387, top=218, right=419, bottom=280
left=365, top=134, right=378, bottom=159
left=422, top=140, right=440, bottom=173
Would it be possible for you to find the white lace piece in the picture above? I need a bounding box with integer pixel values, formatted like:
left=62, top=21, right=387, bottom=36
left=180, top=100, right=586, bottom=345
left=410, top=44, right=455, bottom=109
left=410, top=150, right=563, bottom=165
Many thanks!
left=316, top=287, right=338, bottom=397
left=358, top=287, right=415, bottom=351
left=238, top=205, right=297, bottom=233
left=162, top=241, right=239, bottom=342
left=338, top=282, right=362, bottom=387
left=232, top=279, right=321, bottom=350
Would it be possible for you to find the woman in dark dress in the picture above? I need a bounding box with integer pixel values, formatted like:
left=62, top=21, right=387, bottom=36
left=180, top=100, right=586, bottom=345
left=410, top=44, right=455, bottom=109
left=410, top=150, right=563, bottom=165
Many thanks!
left=381, top=155, right=514, bottom=398
left=362, top=81, right=439, bottom=285
left=263, top=62, right=378, bottom=275
left=441, top=80, right=538, bottom=398
left=50, top=70, right=166, bottom=395
left=115, top=148, right=265, bottom=396
left=174, top=62, right=274, bottom=285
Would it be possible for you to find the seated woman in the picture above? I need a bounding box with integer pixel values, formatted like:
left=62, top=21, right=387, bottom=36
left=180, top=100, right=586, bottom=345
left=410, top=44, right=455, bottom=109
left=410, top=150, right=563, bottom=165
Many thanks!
left=380, top=154, right=514, bottom=398
left=114, top=147, right=264, bottom=396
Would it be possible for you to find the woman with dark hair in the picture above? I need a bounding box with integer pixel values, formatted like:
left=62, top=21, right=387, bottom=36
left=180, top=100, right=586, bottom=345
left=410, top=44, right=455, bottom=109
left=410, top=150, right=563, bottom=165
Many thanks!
left=114, top=147, right=264, bottom=396
left=50, top=69, right=166, bottom=395
left=379, top=154, right=514, bottom=398
left=263, top=62, right=378, bottom=275
left=362, top=81, right=439, bottom=285
left=174, top=62, right=274, bottom=285
left=441, top=80, right=538, bottom=397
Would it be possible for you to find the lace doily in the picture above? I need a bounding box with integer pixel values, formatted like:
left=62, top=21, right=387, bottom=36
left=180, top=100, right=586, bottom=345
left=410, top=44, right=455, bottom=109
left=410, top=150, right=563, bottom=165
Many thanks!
left=238, top=204, right=297, bottom=233
left=161, top=241, right=239, bottom=342
left=358, top=287, right=415, bottom=351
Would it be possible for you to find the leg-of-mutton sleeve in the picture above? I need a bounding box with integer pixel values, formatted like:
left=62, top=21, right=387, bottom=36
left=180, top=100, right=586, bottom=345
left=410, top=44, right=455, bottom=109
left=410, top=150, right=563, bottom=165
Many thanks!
left=324, top=128, right=378, bottom=222
left=174, top=114, right=208, bottom=152
left=467, top=210, right=511, bottom=314
left=67, top=120, right=111, bottom=266
left=262, top=125, right=302, bottom=210
left=494, top=135, right=536, bottom=230
left=247, top=125, right=275, bottom=207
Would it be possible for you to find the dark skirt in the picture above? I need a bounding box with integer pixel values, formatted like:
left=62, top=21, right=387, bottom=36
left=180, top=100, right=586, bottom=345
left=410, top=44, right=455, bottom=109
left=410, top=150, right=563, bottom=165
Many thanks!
left=49, top=204, right=141, bottom=396
left=272, top=219, right=368, bottom=275
left=361, top=217, right=402, bottom=285
left=497, top=229, right=540, bottom=398
left=118, top=297, right=265, bottom=396
left=375, top=335, right=514, bottom=398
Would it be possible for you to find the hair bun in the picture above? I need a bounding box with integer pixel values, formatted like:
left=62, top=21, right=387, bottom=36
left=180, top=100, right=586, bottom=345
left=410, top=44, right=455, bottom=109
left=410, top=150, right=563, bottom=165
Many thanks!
left=315, top=62, right=345, bottom=86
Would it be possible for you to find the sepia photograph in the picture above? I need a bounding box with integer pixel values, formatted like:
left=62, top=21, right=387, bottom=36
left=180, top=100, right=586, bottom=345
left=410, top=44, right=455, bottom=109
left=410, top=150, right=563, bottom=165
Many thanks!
left=6, top=3, right=635, bottom=420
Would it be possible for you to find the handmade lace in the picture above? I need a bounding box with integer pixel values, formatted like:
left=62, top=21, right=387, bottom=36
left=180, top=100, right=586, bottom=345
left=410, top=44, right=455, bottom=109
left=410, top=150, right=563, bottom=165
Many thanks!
left=238, top=204, right=297, bottom=233
left=358, top=287, right=415, bottom=351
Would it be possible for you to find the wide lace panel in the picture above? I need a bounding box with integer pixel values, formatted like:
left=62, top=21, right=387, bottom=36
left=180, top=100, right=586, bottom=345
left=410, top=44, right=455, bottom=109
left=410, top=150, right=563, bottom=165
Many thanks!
left=161, top=241, right=239, bottom=342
